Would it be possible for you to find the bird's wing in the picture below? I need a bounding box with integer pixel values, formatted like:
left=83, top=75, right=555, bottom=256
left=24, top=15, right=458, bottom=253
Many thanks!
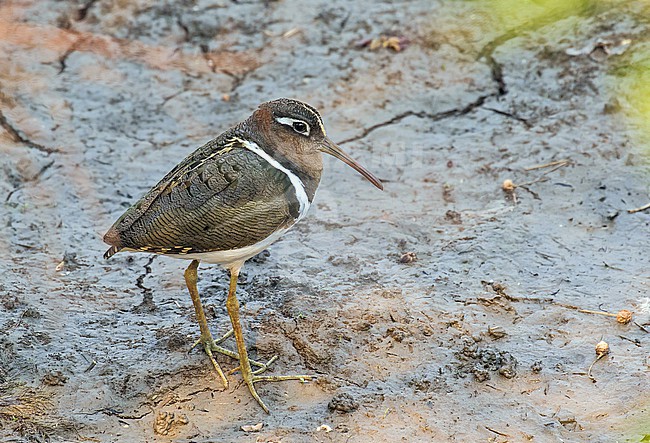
left=104, top=136, right=300, bottom=255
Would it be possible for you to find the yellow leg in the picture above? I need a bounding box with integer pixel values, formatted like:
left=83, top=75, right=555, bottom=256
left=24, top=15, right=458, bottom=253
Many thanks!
left=184, top=260, right=229, bottom=388
left=225, top=265, right=312, bottom=413
left=184, top=261, right=275, bottom=385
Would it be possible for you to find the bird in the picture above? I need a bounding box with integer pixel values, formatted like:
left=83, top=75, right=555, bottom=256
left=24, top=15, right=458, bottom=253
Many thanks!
left=103, top=98, right=383, bottom=412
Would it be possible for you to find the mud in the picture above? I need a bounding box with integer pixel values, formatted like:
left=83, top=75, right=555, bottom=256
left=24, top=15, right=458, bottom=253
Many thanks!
left=1, top=0, right=649, bottom=442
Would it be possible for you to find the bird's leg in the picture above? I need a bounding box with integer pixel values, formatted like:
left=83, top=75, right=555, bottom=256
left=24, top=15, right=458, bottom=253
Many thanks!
left=184, top=259, right=229, bottom=388
left=225, top=265, right=312, bottom=413
left=184, top=261, right=274, bottom=379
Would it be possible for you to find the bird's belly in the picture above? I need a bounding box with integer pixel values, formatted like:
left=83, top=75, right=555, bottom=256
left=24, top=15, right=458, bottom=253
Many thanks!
left=175, top=227, right=289, bottom=269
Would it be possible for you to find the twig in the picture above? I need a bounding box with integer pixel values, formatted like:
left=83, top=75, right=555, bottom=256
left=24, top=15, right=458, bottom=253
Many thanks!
left=80, top=351, right=97, bottom=372
left=517, top=176, right=549, bottom=187
left=338, top=94, right=494, bottom=145
left=542, top=163, right=570, bottom=176
left=84, top=360, right=97, bottom=373
left=602, top=261, right=624, bottom=271
left=578, top=309, right=618, bottom=318
left=518, top=184, right=542, bottom=200
left=587, top=354, right=606, bottom=382
left=485, top=426, right=510, bottom=437
left=634, top=322, right=649, bottom=333
left=524, top=159, right=570, bottom=171
left=628, top=202, right=650, bottom=214
left=618, top=335, right=641, bottom=347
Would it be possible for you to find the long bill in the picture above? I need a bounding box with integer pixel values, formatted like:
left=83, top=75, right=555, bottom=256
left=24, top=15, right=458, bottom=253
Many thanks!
left=320, top=137, right=384, bottom=190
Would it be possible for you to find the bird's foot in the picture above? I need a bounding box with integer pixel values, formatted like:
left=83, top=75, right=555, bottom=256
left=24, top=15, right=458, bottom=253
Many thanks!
left=196, top=335, right=229, bottom=389
left=191, top=331, right=278, bottom=381
left=242, top=372, right=314, bottom=413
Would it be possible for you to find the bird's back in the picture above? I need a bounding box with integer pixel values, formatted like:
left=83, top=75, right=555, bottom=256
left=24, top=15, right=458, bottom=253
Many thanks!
left=103, top=132, right=301, bottom=258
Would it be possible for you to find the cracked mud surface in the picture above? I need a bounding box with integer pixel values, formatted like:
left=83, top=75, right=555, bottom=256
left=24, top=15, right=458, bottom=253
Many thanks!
left=1, top=1, right=649, bottom=442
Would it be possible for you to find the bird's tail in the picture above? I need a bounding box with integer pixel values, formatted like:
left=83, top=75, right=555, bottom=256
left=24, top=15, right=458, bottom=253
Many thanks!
left=104, top=245, right=121, bottom=259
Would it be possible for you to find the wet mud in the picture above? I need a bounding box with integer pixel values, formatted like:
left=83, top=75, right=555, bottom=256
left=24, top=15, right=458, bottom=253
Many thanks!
left=1, top=0, right=649, bottom=442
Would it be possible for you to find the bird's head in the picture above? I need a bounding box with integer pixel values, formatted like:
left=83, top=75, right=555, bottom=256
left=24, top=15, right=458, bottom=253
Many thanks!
left=249, top=98, right=383, bottom=190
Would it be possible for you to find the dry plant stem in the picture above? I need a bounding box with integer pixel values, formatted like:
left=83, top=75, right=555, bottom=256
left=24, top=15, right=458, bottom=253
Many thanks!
left=628, top=202, right=650, bottom=213
left=516, top=160, right=570, bottom=192
left=518, top=163, right=568, bottom=187
left=541, top=163, right=570, bottom=176
left=226, top=265, right=312, bottom=413
left=485, top=426, right=510, bottom=437
left=493, top=292, right=639, bottom=331
left=578, top=309, right=618, bottom=318
left=587, top=354, right=606, bottom=382
left=524, top=159, right=570, bottom=171
left=634, top=322, right=649, bottom=333
left=515, top=176, right=549, bottom=188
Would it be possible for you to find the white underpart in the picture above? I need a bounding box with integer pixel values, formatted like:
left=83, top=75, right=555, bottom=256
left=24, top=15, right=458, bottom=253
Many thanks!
left=275, top=117, right=310, bottom=136
left=173, top=139, right=311, bottom=269
left=180, top=227, right=288, bottom=268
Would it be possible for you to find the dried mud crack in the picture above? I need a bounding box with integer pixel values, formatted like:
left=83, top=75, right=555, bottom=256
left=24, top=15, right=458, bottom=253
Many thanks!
left=0, top=109, right=59, bottom=154
left=2, top=1, right=648, bottom=441
left=133, top=256, right=157, bottom=313
left=338, top=93, right=497, bottom=145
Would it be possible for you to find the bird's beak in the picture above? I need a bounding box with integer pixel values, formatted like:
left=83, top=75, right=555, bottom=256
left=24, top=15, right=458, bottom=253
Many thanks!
left=320, top=137, right=384, bottom=190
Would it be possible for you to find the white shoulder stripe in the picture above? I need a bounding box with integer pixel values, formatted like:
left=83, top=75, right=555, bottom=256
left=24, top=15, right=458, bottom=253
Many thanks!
left=238, top=139, right=311, bottom=221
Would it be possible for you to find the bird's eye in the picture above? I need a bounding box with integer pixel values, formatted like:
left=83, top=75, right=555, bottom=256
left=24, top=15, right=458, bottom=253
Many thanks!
left=292, top=121, right=308, bottom=133
left=275, top=117, right=310, bottom=136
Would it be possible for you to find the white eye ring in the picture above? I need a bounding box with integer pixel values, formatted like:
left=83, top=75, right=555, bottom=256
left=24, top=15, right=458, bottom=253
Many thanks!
left=276, top=117, right=310, bottom=136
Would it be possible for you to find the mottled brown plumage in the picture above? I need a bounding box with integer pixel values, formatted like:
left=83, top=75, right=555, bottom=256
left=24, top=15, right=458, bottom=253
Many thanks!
left=103, top=98, right=383, bottom=413
left=104, top=100, right=328, bottom=259
left=104, top=139, right=300, bottom=256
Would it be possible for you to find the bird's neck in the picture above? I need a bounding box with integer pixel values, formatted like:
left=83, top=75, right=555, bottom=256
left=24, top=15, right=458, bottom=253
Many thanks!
left=234, top=122, right=322, bottom=202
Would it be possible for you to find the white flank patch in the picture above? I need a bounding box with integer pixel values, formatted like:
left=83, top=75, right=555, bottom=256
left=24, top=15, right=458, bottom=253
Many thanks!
left=180, top=227, right=288, bottom=268
left=238, top=138, right=310, bottom=220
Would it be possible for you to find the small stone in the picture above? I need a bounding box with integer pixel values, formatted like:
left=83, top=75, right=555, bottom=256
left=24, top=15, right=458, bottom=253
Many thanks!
left=317, top=424, right=333, bottom=433
left=42, top=371, right=68, bottom=386
left=241, top=423, right=263, bottom=432
left=616, top=309, right=632, bottom=324
left=328, top=393, right=359, bottom=413
left=487, top=325, right=507, bottom=339
left=473, top=367, right=490, bottom=382
left=531, top=361, right=542, bottom=373
left=153, top=411, right=188, bottom=436
left=498, top=364, right=517, bottom=379
left=399, top=252, right=417, bottom=264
